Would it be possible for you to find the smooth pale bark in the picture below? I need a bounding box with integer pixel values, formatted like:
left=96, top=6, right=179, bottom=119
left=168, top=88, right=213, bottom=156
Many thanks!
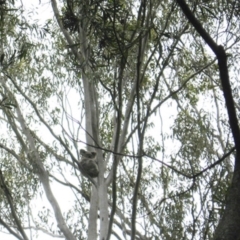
left=15, top=101, right=76, bottom=240
left=1, top=78, right=76, bottom=240
left=82, top=75, right=109, bottom=239
left=51, top=1, right=109, bottom=238
left=88, top=187, right=98, bottom=240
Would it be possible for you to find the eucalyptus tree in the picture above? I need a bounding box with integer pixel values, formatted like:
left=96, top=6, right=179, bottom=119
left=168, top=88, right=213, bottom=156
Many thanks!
left=176, top=1, right=240, bottom=240
left=0, top=0, right=240, bottom=239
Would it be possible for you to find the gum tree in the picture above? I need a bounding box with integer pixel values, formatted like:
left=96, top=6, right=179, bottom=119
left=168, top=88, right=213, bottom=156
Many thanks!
left=0, top=0, right=240, bottom=239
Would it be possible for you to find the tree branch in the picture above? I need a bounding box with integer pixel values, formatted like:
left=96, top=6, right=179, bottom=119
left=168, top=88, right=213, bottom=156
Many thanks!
left=176, top=0, right=240, bottom=157
left=0, top=169, right=28, bottom=240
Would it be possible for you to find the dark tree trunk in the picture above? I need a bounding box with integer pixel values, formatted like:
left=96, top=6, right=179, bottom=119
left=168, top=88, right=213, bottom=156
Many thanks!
left=213, top=153, right=240, bottom=240
left=175, top=1, right=240, bottom=239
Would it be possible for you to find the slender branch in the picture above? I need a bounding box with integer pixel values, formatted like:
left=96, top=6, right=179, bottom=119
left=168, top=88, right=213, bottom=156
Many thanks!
left=175, top=0, right=218, bottom=52
left=176, top=0, right=240, bottom=157
left=131, top=1, right=148, bottom=238
left=107, top=24, right=128, bottom=237
left=0, top=169, right=29, bottom=240
left=146, top=147, right=235, bottom=179
left=8, top=94, right=76, bottom=240
left=49, top=173, right=90, bottom=202
left=51, top=0, right=82, bottom=62
left=0, top=217, right=23, bottom=240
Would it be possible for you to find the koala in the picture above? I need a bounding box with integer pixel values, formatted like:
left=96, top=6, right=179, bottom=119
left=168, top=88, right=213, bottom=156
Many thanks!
left=79, top=149, right=99, bottom=178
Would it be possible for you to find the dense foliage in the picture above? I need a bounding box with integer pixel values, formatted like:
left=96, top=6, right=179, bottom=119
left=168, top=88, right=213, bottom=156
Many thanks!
left=0, top=0, right=240, bottom=239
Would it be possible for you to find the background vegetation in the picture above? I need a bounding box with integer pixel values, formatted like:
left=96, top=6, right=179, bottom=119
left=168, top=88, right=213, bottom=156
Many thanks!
left=0, top=0, right=240, bottom=239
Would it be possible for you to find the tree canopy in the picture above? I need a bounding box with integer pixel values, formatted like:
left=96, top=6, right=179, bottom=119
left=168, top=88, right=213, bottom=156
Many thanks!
left=0, top=0, right=240, bottom=239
